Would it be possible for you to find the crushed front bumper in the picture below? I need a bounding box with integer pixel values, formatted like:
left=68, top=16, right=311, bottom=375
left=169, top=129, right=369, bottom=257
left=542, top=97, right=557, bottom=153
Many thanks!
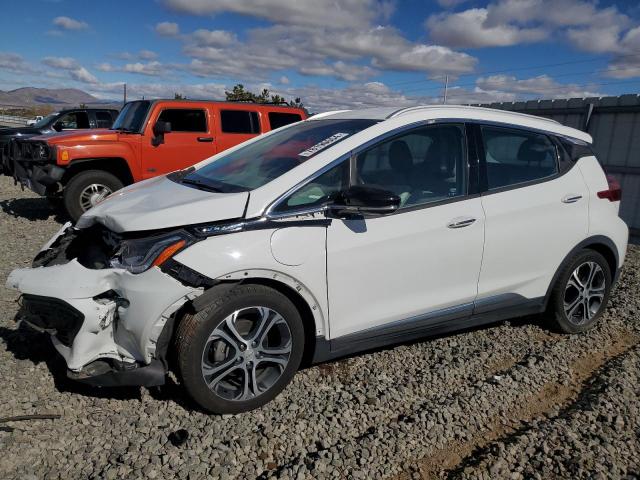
left=6, top=139, right=65, bottom=196
left=7, top=250, right=201, bottom=386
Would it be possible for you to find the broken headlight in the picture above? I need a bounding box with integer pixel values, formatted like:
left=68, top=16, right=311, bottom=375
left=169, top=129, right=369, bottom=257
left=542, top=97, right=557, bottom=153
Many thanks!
left=109, top=230, right=195, bottom=274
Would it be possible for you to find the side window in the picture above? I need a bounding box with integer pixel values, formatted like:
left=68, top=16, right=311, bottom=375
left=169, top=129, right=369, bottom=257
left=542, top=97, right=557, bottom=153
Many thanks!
left=355, top=124, right=466, bottom=208
left=481, top=126, right=558, bottom=190
left=275, top=161, right=349, bottom=213
left=268, top=112, right=302, bottom=129
left=56, top=112, right=90, bottom=129
left=158, top=109, right=207, bottom=132
left=221, top=110, right=260, bottom=134
left=95, top=111, right=114, bottom=128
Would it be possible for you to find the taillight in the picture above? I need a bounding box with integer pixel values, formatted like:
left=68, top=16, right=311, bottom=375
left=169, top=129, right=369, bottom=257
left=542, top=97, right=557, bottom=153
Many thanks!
left=597, top=174, right=622, bottom=202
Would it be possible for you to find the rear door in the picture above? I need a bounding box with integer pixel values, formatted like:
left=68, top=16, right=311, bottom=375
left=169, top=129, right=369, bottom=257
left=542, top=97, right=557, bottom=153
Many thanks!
left=475, top=124, right=589, bottom=304
left=141, top=105, right=216, bottom=177
left=215, top=107, right=262, bottom=153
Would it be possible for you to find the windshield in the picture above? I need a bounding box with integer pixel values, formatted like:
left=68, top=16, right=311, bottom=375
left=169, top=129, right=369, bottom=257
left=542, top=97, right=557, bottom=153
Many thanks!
left=111, top=100, right=151, bottom=132
left=182, top=119, right=377, bottom=192
left=34, top=113, right=58, bottom=129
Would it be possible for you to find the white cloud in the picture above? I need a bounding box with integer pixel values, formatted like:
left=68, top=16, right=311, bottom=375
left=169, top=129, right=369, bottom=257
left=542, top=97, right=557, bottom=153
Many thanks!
left=279, top=75, right=290, bottom=85
left=427, top=0, right=632, bottom=52
left=42, top=56, right=78, bottom=69
left=475, top=74, right=601, bottom=98
left=190, top=29, right=237, bottom=47
left=122, top=61, right=164, bottom=76
left=437, top=0, right=469, bottom=7
left=163, top=0, right=385, bottom=28
left=42, top=56, right=99, bottom=84
left=88, top=81, right=228, bottom=101
left=0, top=52, right=36, bottom=74
left=96, top=62, right=114, bottom=72
left=179, top=23, right=477, bottom=82
left=52, top=16, right=89, bottom=31
left=114, top=50, right=159, bottom=61
left=427, top=8, right=547, bottom=48
left=155, top=21, right=180, bottom=37
left=299, top=61, right=376, bottom=81
left=71, top=67, right=99, bottom=84
left=139, top=49, right=158, bottom=60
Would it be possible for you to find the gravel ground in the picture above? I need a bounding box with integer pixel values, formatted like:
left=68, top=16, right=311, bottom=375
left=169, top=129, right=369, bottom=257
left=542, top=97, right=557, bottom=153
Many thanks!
left=0, top=175, right=639, bottom=480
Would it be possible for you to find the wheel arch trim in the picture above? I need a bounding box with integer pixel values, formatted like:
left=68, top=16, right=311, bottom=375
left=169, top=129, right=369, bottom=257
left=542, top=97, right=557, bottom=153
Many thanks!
left=543, top=234, right=620, bottom=309
left=214, top=269, right=328, bottom=338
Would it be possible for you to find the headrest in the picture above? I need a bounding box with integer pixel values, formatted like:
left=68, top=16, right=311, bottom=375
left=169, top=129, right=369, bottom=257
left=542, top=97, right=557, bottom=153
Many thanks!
left=389, top=140, right=413, bottom=173
left=517, top=139, right=549, bottom=164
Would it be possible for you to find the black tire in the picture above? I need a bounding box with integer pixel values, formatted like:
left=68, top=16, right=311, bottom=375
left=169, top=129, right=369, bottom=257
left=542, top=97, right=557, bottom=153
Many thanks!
left=63, top=170, right=124, bottom=221
left=176, top=284, right=305, bottom=414
left=547, top=249, right=612, bottom=334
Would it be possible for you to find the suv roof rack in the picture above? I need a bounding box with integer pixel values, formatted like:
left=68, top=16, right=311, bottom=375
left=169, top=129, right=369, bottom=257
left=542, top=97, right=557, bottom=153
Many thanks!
left=144, top=98, right=302, bottom=109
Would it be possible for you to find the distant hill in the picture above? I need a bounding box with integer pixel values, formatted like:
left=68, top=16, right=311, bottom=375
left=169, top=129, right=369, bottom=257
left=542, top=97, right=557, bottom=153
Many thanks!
left=0, top=87, right=116, bottom=107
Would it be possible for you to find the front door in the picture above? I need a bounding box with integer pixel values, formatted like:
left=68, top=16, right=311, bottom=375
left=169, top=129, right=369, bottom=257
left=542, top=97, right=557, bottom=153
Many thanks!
left=326, top=124, right=486, bottom=339
left=142, top=107, right=216, bottom=178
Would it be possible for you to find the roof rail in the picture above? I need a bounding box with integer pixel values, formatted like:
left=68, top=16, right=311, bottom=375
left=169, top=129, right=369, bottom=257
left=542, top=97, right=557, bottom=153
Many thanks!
left=388, top=104, right=562, bottom=125
left=308, top=110, right=351, bottom=120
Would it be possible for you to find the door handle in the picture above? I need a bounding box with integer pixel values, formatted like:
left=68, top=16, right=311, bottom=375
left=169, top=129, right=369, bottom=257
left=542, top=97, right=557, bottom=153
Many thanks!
left=447, top=217, right=476, bottom=229
left=562, top=194, right=582, bottom=203
left=197, top=137, right=214, bottom=142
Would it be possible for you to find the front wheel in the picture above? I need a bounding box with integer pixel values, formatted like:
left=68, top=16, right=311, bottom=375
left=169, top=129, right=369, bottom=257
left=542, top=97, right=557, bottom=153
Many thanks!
left=63, top=170, right=124, bottom=221
left=547, top=249, right=612, bottom=333
left=176, top=284, right=305, bottom=414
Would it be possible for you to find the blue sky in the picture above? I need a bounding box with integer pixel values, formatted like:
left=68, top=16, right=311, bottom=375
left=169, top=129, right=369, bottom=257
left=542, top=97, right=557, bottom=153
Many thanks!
left=1, top=0, right=640, bottom=111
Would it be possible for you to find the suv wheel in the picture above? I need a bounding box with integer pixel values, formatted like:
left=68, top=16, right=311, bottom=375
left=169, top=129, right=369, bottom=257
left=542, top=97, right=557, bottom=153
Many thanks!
left=63, top=170, right=124, bottom=221
left=548, top=249, right=612, bottom=333
left=176, top=284, right=304, bottom=414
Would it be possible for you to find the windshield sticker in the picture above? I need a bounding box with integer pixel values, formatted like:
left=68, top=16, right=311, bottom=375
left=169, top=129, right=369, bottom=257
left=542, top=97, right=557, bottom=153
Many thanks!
left=298, top=133, right=349, bottom=158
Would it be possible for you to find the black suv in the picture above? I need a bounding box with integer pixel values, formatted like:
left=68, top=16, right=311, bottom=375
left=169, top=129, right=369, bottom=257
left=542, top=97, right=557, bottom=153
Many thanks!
left=0, top=108, right=119, bottom=176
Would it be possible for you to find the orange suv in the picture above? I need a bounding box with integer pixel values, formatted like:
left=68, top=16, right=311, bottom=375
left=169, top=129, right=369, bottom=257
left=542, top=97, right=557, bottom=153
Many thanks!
left=8, top=99, right=307, bottom=220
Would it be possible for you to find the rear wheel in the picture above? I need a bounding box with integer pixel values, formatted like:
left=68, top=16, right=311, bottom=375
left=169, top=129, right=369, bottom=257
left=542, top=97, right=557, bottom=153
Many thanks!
left=63, top=170, right=123, bottom=221
left=176, top=284, right=304, bottom=414
left=548, top=249, right=612, bottom=333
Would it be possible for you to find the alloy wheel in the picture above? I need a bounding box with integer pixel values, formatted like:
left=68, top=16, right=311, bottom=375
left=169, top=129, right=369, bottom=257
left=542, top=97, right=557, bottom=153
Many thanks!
left=79, top=183, right=112, bottom=211
left=201, top=306, right=292, bottom=401
left=563, top=261, right=606, bottom=325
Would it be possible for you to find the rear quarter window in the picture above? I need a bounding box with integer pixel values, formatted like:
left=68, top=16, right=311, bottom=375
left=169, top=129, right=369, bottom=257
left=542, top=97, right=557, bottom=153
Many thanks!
left=268, top=112, right=302, bottom=130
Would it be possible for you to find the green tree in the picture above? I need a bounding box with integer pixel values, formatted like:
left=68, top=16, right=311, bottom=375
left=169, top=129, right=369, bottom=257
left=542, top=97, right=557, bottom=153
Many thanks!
left=225, top=83, right=305, bottom=110
left=174, top=92, right=186, bottom=99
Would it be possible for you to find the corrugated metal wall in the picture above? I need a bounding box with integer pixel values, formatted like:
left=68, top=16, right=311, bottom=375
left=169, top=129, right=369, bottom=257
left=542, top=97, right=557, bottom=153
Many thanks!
left=476, top=94, right=640, bottom=236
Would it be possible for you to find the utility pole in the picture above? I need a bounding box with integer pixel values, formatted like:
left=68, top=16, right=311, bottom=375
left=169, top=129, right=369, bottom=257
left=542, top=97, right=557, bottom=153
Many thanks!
left=123, top=83, right=127, bottom=105
left=443, top=75, right=449, bottom=104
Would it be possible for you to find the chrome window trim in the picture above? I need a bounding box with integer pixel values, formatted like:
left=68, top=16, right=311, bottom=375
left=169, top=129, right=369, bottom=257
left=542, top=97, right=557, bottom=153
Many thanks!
left=264, top=116, right=581, bottom=220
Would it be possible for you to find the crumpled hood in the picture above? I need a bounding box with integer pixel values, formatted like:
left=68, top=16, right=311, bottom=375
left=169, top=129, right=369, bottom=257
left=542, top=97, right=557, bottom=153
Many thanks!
left=77, top=175, right=249, bottom=233
left=0, top=126, right=45, bottom=138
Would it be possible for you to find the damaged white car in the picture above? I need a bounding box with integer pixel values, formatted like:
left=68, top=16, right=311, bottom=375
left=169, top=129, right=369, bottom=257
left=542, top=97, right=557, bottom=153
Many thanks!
left=7, top=106, right=628, bottom=414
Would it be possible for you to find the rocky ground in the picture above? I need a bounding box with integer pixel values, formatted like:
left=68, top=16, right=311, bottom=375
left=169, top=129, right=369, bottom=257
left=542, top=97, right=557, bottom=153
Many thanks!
left=0, top=175, right=638, bottom=479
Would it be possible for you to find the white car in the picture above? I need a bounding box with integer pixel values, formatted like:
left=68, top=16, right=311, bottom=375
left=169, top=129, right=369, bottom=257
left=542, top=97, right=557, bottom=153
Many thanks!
left=7, top=105, right=628, bottom=413
left=25, top=115, right=44, bottom=126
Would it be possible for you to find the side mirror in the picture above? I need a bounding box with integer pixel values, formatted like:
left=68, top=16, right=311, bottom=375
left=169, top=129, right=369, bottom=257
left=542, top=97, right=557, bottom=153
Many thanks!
left=52, top=122, right=64, bottom=132
left=152, top=121, right=171, bottom=146
left=329, top=185, right=400, bottom=218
